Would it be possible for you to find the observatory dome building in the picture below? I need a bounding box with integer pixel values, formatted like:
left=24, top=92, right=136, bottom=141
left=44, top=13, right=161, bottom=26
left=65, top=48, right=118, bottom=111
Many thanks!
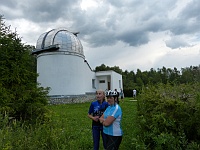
left=32, top=28, right=123, bottom=103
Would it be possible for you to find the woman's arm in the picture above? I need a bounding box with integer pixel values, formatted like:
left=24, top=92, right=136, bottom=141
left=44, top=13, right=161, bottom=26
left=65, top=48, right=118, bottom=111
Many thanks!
left=99, top=114, right=105, bottom=123
left=102, top=116, right=116, bottom=126
left=100, top=114, right=116, bottom=126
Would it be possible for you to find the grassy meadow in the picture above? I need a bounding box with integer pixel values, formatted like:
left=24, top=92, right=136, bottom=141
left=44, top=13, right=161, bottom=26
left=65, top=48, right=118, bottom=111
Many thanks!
left=0, top=97, right=137, bottom=150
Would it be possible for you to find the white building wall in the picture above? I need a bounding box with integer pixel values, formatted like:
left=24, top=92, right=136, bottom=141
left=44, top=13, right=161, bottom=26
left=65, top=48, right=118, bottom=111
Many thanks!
left=95, top=71, right=123, bottom=92
left=96, top=76, right=108, bottom=90
left=37, top=52, right=86, bottom=96
left=37, top=52, right=123, bottom=96
left=111, top=71, right=123, bottom=91
left=82, top=61, right=96, bottom=93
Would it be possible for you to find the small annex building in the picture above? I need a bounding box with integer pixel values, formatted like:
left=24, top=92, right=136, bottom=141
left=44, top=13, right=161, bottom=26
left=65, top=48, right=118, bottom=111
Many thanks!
left=32, top=28, right=123, bottom=104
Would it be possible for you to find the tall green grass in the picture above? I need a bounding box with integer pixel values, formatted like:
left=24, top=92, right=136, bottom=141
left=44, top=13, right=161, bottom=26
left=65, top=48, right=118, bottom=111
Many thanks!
left=0, top=98, right=137, bottom=150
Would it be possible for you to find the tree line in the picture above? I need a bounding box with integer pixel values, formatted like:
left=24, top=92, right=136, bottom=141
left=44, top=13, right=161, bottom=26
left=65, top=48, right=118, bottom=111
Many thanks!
left=94, top=64, right=200, bottom=97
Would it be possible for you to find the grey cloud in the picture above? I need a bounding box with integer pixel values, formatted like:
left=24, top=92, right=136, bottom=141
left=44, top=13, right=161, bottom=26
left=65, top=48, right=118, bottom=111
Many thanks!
left=75, top=0, right=175, bottom=47
left=179, top=0, right=200, bottom=20
left=0, top=1, right=19, bottom=19
left=1, top=0, right=199, bottom=71
left=169, top=0, right=200, bottom=35
left=169, top=18, right=200, bottom=36
left=2, top=0, right=200, bottom=50
left=143, top=17, right=165, bottom=32
left=117, top=30, right=149, bottom=46
left=2, top=0, right=170, bottom=47
left=0, top=0, right=16, bottom=7
left=73, top=5, right=154, bottom=47
left=165, top=36, right=191, bottom=49
left=2, top=0, right=80, bottom=22
left=82, top=31, right=117, bottom=47
left=22, top=0, right=79, bottom=22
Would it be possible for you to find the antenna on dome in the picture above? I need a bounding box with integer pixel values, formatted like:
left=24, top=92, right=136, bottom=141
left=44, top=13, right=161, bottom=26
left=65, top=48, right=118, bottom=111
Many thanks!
left=73, top=31, right=80, bottom=36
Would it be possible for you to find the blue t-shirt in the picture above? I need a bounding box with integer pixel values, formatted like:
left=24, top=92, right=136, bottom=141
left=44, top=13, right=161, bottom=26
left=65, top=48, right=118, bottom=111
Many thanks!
left=103, top=104, right=123, bottom=136
left=88, top=100, right=109, bottom=126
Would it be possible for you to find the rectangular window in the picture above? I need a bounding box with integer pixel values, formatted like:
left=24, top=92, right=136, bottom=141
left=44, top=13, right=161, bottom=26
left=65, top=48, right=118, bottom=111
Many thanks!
left=92, top=79, right=96, bottom=88
left=119, top=80, right=121, bottom=88
left=99, top=80, right=105, bottom=83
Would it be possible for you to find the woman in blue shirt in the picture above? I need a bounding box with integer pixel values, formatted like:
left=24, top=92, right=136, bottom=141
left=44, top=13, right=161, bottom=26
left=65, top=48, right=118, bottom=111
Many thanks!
left=88, top=89, right=109, bottom=150
left=99, top=90, right=123, bottom=150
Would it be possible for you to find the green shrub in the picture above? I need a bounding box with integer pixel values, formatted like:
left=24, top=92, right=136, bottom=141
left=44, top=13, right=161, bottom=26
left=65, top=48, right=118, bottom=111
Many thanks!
left=0, top=18, right=49, bottom=123
left=136, top=83, right=200, bottom=149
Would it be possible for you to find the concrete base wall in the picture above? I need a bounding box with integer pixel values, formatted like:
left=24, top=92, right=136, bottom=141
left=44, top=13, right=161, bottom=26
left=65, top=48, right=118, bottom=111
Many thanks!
left=48, top=93, right=96, bottom=104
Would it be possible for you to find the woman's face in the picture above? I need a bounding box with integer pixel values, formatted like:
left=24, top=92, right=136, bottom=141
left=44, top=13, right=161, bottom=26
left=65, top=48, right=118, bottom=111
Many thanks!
left=96, top=91, right=105, bottom=101
left=107, top=96, right=115, bottom=105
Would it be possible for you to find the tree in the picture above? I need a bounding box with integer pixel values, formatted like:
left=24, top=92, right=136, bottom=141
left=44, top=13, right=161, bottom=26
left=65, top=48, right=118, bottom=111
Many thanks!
left=0, top=16, right=49, bottom=123
left=95, top=64, right=109, bottom=71
left=110, top=66, right=123, bottom=74
left=94, top=64, right=122, bottom=74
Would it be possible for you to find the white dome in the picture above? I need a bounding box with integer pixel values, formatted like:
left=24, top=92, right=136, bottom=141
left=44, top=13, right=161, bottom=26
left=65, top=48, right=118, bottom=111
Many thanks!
left=35, top=28, right=84, bottom=57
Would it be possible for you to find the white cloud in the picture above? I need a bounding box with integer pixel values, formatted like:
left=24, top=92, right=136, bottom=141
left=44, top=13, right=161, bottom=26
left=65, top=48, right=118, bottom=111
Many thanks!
left=80, top=0, right=100, bottom=10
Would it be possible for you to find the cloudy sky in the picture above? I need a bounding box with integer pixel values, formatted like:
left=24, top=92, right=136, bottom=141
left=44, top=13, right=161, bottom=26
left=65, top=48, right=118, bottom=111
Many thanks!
left=1, top=0, right=200, bottom=71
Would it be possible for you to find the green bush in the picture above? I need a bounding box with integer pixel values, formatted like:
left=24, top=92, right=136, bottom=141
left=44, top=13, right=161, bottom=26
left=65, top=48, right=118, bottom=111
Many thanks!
left=0, top=18, right=49, bottom=123
left=136, top=83, right=200, bottom=149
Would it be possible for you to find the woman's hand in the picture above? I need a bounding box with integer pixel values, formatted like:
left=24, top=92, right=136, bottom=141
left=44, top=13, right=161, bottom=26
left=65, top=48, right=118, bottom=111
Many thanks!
left=93, top=116, right=100, bottom=122
left=88, top=114, right=99, bottom=122
left=99, top=114, right=105, bottom=123
left=99, top=117, right=105, bottom=124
